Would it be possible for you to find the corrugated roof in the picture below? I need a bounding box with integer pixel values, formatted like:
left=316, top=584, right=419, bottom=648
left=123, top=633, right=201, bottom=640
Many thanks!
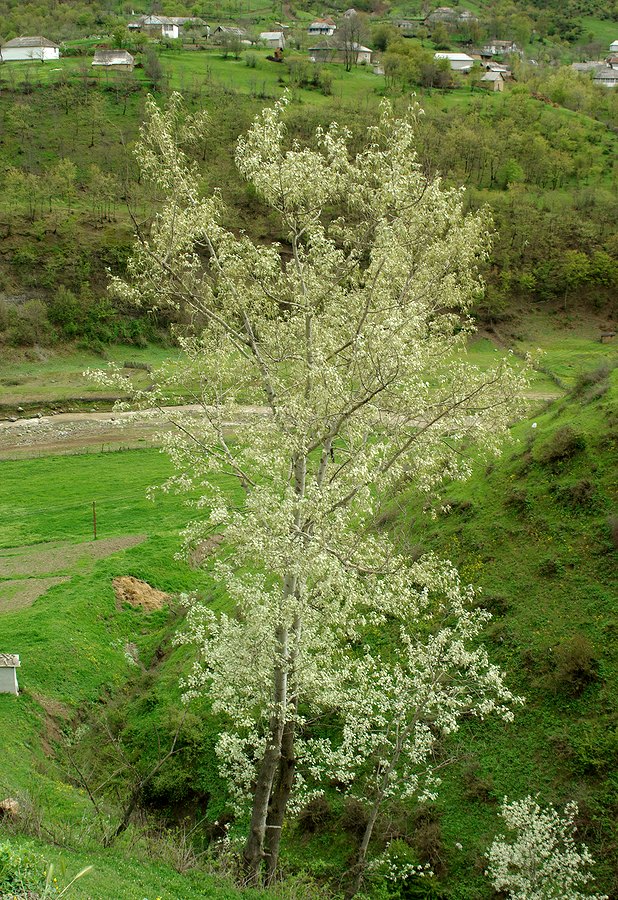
left=92, top=50, right=135, bottom=65
left=3, top=36, right=59, bottom=48
left=435, top=52, right=474, bottom=61
left=0, top=654, right=20, bottom=667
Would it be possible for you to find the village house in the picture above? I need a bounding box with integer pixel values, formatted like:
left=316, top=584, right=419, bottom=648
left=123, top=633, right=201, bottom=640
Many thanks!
left=0, top=655, right=20, bottom=695
left=128, top=14, right=179, bottom=38
left=425, top=7, right=458, bottom=25
left=128, top=15, right=208, bottom=40
left=481, top=39, right=520, bottom=57
left=484, top=61, right=511, bottom=77
left=259, top=31, right=285, bottom=49
left=571, top=61, right=605, bottom=74
left=0, top=36, right=60, bottom=62
left=212, top=25, right=248, bottom=42
left=480, top=70, right=505, bottom=91
left=610, top=40, right=618, bottom=53
left=308, top=39, right=372, bottom=65
left=394, top=20, right=415, bottom=32
left=425, top=7, right=476, bottom=25
left=307, top=18, right=336, bottom=36
left=434, top=51, right=474, bottom=72
left=92, top=49, right=135, bottom=71
left=594, top=67, right=618, bottom=87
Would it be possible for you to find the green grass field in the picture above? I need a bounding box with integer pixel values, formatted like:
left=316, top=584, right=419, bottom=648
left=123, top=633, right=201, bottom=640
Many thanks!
left=0, top=345, right=180, bottom=407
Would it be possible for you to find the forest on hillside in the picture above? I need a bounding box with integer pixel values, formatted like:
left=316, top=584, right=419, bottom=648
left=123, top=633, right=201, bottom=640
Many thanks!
left=0, top=61, right=616, bottom=352
left=0, top=0, right=617, bottom=42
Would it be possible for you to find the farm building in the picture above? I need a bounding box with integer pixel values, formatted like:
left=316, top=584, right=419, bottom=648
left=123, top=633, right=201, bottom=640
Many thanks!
left=0, top=36, right=59, bottom=62
left=481, top=39, right=520, bottom=56
left=610, top=40, right=618, bottom=53
left=92, top=49, right=135, bottom=70
left=309, top=39, right=372, bottom=65
left=307, top=18, right=336, bottom=36
left=425, top=6, right=458, bottom=24
left=594, top=66, right=618, bottom=87
left=129, top=15, right=173, bottom=38
left=259, top=31, right=285, bottom=49
left=480, top=70, right=505, bottom=91
left=128, top=15, right=207, bottom=39
left=434, top=51, right=474, bottom=72
left=0, top=655, right=20, bottom=695
left=212, top=25, right=248, bottom=42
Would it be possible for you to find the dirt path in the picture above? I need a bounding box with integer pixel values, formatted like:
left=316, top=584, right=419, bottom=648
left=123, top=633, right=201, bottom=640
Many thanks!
left=0, top=404, right=270, bottom=459
left=0, top=390, right=560, bottom=460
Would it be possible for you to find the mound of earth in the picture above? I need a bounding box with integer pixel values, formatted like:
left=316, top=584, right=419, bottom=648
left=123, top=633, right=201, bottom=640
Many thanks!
left=112, top=576, right=169, bottom=612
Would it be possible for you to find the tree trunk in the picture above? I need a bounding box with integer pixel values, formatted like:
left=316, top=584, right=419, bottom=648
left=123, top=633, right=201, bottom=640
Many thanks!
left=243, top=599, right=294, bottom=881
left=347, top=794, right=383, bottom=898
left=264, top=715, right=296, bottom=883
left=242, top=658, right=287, bottom=880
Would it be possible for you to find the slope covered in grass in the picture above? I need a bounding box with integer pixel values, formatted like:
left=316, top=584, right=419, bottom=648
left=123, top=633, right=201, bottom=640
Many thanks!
left=1, top=366, right=616, bottom=897
left=377, top=364, right=618, bottom=897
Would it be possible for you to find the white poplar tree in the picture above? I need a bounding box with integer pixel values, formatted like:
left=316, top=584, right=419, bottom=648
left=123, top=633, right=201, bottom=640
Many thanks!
left=486, top=796, right=607, bottom=900
left=109, top=92, right=528, bottom=883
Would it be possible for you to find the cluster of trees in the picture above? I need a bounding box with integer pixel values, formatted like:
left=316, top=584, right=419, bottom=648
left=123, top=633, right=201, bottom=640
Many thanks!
left=0, top=46, right=616, bottom=352
left=408, top=94, right=618, bottom=316
left=414, top=0, right=617, bottom=48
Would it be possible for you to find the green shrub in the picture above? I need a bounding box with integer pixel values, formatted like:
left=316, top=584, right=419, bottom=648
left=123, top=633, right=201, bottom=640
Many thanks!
left=572, top=362, right=615, bottom=399
left=534, top=425, right=586, bottom=465
left=410, top=806, right=445, bottom=875
left=461, top=758, right=496, bottom=803
left=551, top=634, right=600, bottom=696
left=538, top=556, right=561, bottom=577
left=608, top=515, right=618, bottom=550
left=569, top=718, right=618, bottom=774
left=7, top=299, right=56, bottom=347
left=340, top=797, right=369, bottom=838
left=297, top=796, right=333, bottom=834
left=0, top=841, right=47, bottom=896
left=504, top=487, right=530, bottom=515
left=553, top=478, right=596, bottom=509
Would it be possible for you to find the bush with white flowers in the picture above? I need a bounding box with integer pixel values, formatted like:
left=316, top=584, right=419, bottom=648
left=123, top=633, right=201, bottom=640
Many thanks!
left=486, top=795, right=607, bottom=900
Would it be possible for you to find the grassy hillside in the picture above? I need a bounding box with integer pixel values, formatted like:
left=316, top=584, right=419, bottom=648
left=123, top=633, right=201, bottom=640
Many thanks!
left=1, top=362, right=616, bottom=897
left=0, top=50, right=615, bottom=361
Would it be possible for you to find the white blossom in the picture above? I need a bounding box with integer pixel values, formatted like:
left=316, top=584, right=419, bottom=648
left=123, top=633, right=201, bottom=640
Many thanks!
left=486, top=796, right=607, bottom=900
left=113, top=92, right=529, bottom=878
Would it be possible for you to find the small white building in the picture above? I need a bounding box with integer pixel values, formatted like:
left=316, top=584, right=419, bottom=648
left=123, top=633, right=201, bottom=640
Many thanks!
left=0, top=36, right=60, bottom=62
left=481, top=70, right=505, bottom=91
left=0, top=655, right=20, bottom=695
left=92, top=49, right=135, bottom=70
left=434, top=51, right=474, bottom=72
left=128, top=15, right=179, bottom=39
left=307, top=18, right=336, bottom=36
left=259, top=31, right=285, bottom=49
left=482, top=39, right=519, bottom=56
left=610, top=40, right=618, bottom=53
